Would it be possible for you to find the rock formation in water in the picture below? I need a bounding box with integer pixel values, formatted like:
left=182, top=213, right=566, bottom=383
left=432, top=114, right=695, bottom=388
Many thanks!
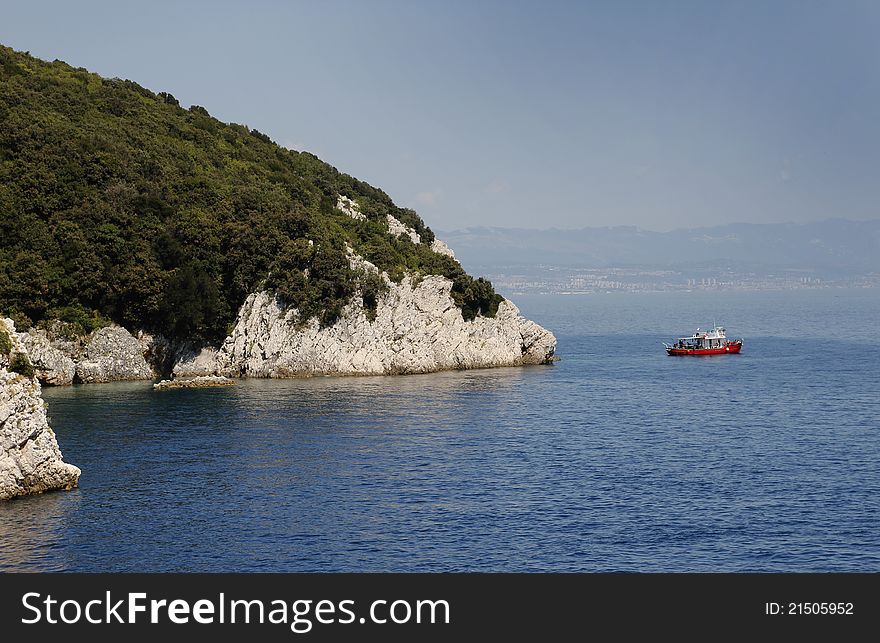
left=14, top=194, right=556, bottom=384
left=74, top=326, right=153, bottom=383
left=0, top=318, right=80, bottom=501
left=171, top=219, right=556, bottom=378
left=13, top=198, right=556, bottom=385
left=175, top=281, right=555, bottom=377
left=19, top=202, right=556, bottom=383
left=20, top=270, right=557, bottom=383
left=153, top=375, right=235, bottom=390
left=17, top=324, right=154, bottom=386
left=216, top=278, right=552, bottom=377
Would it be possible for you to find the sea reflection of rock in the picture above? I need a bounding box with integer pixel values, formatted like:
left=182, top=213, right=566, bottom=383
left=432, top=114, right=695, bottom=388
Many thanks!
left=222, top=366, right=540, bottom=429
left=0, top=490, right=80, bottom=571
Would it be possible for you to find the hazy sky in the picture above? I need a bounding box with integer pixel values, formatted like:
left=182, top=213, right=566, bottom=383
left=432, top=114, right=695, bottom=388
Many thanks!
left=3, top=1, right=880, bottom=231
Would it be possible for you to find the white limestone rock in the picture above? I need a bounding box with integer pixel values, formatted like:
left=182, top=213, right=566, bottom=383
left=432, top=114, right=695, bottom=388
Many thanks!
left=74, top=326, right=153, bottom=383
left=153, top=375, right=235, bottom=390
left=386, top=214, right=421, bottom=244
left=430, top=238, right=456, bottom=259
left=0, top=318, right=80, bottom=501
left=172, top=344, right=220, bottom=379
left=336, top=194, right=365, bottom=220
left=16, top=329, right=76, bottom=386
left=212, top=270, right=556, bottom=378
left=337, top=193, right=456, bottom=259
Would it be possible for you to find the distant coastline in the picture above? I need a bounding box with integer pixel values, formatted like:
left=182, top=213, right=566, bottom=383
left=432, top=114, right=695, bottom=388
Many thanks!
left=439, top=218, right=880, bottom=295
left=468, top=264, right=879, bottom=296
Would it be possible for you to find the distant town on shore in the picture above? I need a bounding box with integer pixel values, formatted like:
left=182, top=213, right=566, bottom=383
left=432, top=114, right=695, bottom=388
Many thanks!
left=442, top=218, right=880, bottom=294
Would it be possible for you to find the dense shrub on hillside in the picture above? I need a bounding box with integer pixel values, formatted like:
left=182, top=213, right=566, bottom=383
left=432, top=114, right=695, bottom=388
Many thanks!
left=9, top=352, right=35, bottom=378
left=359, top=271, right=389, bottom=322
left=0, top=45, right=502, bottom=343
left=0, top=325, right=11, bottom=356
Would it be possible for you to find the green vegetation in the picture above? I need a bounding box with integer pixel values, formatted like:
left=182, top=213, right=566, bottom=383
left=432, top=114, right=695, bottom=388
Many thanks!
left=0, top=45, right=502, bottom=343
left=0, top=325, right=11, bottom=356
left=38, top=313, right=111, bottom=341
left=9, top=352, right=35, bottom=378
left=0, top=322, right=34, bottom=376
left=359, top=271, right=389, bottom=322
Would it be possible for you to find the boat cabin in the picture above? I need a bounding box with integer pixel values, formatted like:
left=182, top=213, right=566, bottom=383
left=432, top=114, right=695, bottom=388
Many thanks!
left=673, top=328, right=726, bottom=350
left=664, top=325, right=742, bottom=356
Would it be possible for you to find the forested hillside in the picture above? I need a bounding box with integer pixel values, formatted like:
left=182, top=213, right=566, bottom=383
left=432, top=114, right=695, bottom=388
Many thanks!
left=0, top=45, right=501, bottom=343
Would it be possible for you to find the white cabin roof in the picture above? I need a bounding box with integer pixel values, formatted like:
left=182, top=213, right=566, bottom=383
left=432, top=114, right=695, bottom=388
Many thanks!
left=675, top=325, right=727, bottom=341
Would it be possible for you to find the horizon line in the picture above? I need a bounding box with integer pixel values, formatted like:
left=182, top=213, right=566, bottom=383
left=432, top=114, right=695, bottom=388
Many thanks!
left=436, top=216, right=880, bottom=235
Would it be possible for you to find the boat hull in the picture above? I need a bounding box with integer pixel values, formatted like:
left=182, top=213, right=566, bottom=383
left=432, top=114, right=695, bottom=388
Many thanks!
left=666, top=341, right=742, bottom=356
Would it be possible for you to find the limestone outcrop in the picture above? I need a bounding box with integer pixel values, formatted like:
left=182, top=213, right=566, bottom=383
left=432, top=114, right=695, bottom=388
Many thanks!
left=158, top=205, right=555, bottom=379
left=17, top=329, right=76, bottom=386
left=153, top=375, right=235, bottom=390
left=16, top=324, right=155, bottom=386
left=336, top=194, right=365, bottom=220
left=171, top=344, right=220, bottom=379
left=74, top=326, right=153, bottom=384
left=210, top=268, right=555, bottom=377
left=13, top=194, right=554, bottom=384
left=387, top=214, right=422, bottom=243
left=0, top=318, right=81, bottom=501
left=430, top=238, right=456, bottom=259
left=335, top=194, right=457, bottom=256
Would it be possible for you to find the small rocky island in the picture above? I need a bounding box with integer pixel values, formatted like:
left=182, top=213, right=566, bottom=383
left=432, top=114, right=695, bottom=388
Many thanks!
left=154, top=375, right=235, bottom=390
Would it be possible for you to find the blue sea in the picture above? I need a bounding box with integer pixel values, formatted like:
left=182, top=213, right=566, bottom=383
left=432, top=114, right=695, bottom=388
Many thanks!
left=2, top=289, right=878, bottom=572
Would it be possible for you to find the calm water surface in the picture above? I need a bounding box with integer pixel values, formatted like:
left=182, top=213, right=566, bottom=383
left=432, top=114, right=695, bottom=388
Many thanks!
left=2, top=289, right=878, bottom=571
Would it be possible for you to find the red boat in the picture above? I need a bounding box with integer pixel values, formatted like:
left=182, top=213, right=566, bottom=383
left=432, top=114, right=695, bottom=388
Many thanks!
left=664, top=325, right=743, bottom=356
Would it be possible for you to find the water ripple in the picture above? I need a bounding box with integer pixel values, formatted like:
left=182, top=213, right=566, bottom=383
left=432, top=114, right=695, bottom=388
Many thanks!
left=1, top=290, right=878, bottom=571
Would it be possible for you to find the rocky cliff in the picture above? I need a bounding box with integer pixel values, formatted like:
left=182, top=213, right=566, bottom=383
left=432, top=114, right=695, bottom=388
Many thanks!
left=74, top=326, right=153, bottom=383
left=18, top=324, right=154, bottom=386
left=17, top=197, right=555, bottom=384
left=214, top=280, right=553, bottom=377
left=23, top=267, right=556, bottom=383
left=173, top=247, right=556, bottom=378
left=0, top=318, right=80, bottom=501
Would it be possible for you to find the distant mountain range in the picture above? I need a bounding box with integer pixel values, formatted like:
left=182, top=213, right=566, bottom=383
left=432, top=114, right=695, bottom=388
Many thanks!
left=439, top=219, right=880, bottom=277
